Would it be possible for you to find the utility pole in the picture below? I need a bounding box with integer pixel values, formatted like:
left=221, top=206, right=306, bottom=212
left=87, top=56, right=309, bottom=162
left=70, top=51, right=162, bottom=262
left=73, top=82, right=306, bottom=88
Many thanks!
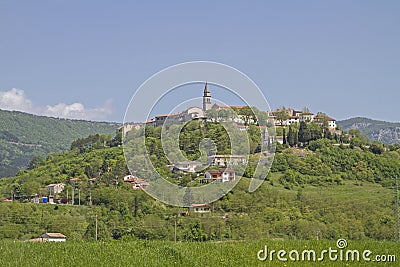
left=72, top=187, right=74, bottom=205
left=174, top=219, right=177, bottom=243
left=396, top=176, right=399, bottom=242
left=95, top=214, right=98, bottom=241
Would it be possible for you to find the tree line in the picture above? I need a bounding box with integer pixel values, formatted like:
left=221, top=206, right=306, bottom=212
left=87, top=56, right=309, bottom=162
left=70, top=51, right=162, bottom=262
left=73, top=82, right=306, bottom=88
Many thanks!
left=0, top=121, right=399, bottom=241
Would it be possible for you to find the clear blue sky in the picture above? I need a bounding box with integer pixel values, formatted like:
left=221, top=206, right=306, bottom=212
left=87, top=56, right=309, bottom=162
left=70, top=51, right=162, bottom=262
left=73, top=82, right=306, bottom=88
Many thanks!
left=0, top=1, right=399, bottom=122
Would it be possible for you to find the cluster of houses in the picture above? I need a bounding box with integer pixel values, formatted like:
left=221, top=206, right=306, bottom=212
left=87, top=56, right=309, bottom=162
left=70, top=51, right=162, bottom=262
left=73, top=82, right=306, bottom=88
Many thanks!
left=117, top=83, right=257, bottom=135
left=33, top=154, right=244, bottom=205
left=32, top=178, right=96, bottom=204
left=110, top=85, right=340, bottom=214
left=29, top=183, right=66, bottom=204
left=117, top=84, right=337, bottom=140
left=269, top=108, right=337, bottom=129
left=122, top=154, right=245, bottom=191
left=170, top=154, right=249, bottom=183
left=145, top=106, right=206, bottom=127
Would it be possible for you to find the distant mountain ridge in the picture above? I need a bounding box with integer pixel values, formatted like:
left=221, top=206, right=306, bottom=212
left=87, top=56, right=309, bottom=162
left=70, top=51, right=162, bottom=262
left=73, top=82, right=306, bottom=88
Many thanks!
left=0, top=109, right=119, bottom=177
left=338, top=117, right=400, bottom=144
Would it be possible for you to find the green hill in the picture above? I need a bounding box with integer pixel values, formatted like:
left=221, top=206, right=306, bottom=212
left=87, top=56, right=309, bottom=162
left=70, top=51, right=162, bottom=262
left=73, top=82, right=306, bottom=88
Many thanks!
left=0, top=125, right=399, bottom=242
left=338, top=117, right=400, bottom=144
left=0, top=109, right=119, bottom=177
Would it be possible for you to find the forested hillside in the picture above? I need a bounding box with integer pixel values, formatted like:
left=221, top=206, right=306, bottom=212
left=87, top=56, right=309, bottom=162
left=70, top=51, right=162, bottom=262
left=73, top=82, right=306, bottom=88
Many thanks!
left=0, top=109, right=119, bottom=177
left=0, top=126, right=399, bottom=241
left=338, top=117, right=400, bottom=144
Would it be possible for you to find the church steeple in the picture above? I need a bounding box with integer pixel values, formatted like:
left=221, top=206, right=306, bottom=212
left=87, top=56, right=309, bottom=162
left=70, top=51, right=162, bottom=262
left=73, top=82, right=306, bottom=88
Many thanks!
left=202, top=82, right=211, bottom=111
left=204, top=81, right=210, bottom=94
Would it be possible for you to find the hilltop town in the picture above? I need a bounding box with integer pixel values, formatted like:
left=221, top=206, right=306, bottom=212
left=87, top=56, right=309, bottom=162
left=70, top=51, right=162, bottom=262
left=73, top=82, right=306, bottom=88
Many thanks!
left=118, top=82, right=338, bottom=136
left=112, top=83, right=350, bottom=195
left=0, top=83, right=398, bottom=245
left=3, top=83, right=349, bottom=205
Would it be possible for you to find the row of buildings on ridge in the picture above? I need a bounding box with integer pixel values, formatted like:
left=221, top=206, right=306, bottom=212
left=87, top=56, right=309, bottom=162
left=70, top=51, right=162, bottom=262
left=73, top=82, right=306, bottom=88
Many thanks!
left=118, top=83, right=337, bottom=136
left=268, top=108, right=337, bottom=129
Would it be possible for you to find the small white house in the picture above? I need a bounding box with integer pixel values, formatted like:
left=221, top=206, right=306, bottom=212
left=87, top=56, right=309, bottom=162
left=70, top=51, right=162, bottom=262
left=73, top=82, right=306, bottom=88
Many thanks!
left=203, top=169, right=235, bottom=183
left=191, top=204, right=210, bottom=213
left=47, top=183, right=65, bottom=195
left=287, top=116, right=300, bottom=125
left=312, top=115, right=337, bottom=129
left=35, top=232, right=67, bottom=242
left=172, top=161, right=202, bottom=173
left=328, top=118, right=337, bottom=129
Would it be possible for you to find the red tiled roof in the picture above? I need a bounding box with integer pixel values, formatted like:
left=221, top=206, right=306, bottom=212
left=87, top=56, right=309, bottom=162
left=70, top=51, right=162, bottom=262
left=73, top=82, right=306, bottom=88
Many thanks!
left=313, top=116, right=336, bottom=121
left=124, top=175, right=149, bottom=186
left=41, top=233, right=66, bottom=238
left=206, top=170, right=223, bottom=175
left=206, top=169, right=234, bottom=175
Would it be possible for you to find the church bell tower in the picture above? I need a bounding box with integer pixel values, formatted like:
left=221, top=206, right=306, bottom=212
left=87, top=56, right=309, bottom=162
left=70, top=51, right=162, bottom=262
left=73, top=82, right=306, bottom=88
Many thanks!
left=202, top=82, right=211, bottom=112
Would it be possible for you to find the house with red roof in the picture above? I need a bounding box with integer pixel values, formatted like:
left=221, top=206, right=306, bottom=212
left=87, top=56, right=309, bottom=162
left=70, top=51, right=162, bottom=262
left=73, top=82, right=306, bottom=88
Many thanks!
left=123, top=175, right=149, bottom=190
left=201, top=169, right=235, bottom=183
left=30, top=232, right=67, bottom=242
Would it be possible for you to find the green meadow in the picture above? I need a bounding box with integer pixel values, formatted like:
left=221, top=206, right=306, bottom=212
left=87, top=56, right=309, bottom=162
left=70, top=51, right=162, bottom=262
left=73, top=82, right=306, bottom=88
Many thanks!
left=0, top=240, right=398, bottom=267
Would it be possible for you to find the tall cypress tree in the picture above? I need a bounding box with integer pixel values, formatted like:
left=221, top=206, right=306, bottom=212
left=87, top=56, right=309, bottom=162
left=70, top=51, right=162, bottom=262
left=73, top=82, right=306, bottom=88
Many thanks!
left=282, top=127, right=287, bottom=145
left=298, top=121, right=311, bottom=144
left=288, top=125, right=298, bottom=147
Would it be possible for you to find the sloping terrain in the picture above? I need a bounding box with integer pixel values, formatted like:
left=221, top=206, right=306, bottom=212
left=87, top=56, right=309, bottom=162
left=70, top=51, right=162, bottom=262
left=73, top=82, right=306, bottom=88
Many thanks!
left=338, top=117, right=400, bottom=144
left=0, top=109, right=119, bottom=177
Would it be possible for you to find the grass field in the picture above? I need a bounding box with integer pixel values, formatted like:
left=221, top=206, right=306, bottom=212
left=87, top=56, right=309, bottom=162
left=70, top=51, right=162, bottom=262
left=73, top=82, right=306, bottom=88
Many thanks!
left=0, top=240, right=398, bottom=267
